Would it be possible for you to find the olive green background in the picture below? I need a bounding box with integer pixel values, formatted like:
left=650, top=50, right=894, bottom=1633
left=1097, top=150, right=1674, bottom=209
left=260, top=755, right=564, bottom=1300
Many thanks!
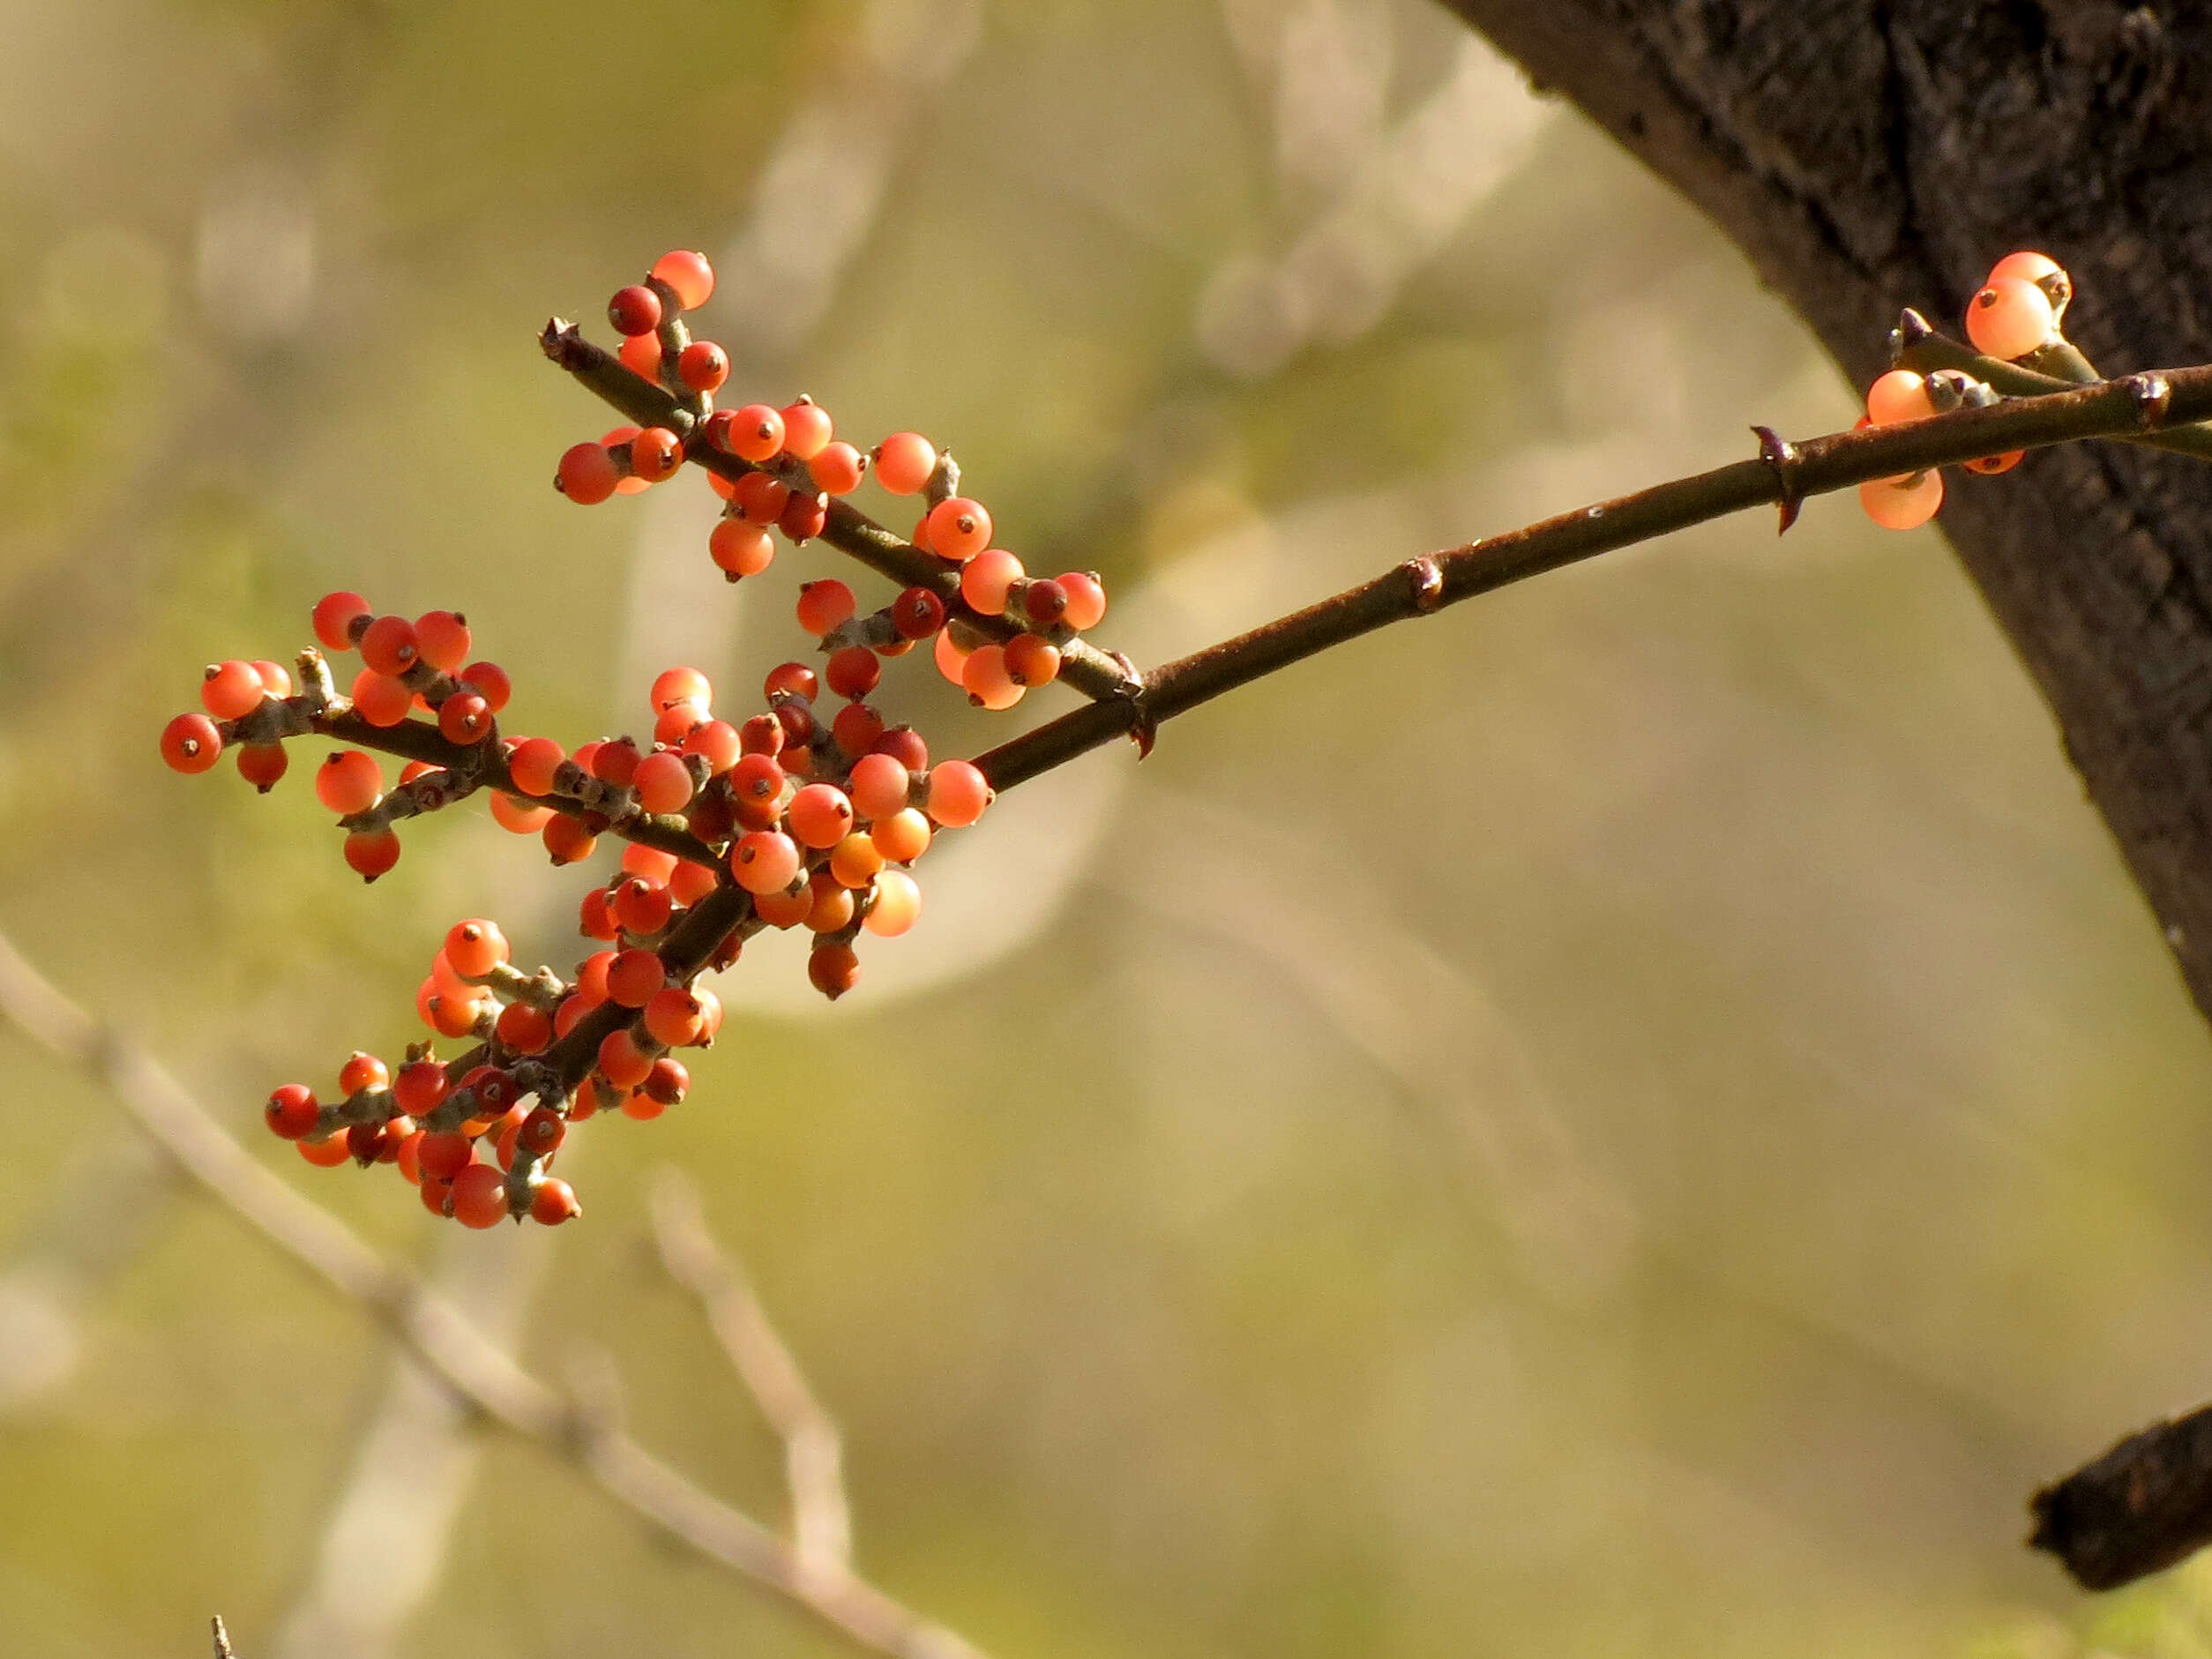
left=4, top=2, right=2211, bottom=1656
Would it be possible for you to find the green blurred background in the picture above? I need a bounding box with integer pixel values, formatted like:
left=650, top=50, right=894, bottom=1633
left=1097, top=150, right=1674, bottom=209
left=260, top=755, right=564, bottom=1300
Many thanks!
left=4, top=2, right=2212, bottom=1655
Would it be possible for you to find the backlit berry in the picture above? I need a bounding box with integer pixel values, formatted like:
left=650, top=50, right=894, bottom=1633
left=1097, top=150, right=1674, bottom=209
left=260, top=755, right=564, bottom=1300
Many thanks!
left=439, top=692, right=494, bottom=744
left=1859, top=469, right=1945, bottom=530
left=631, top=427, right=684, bottom=483
left=809, top=441, right=865, bottom=496
left=788, top=783, right=856, bottom=848
left=598, top=1028, right=654, bottom=1089
left=444, top=919, right=510, bottom=978
left=265, top=1083, right=320, bottom=1140
left=764, top=661, right=818, bottom=701
left=316, top=750, right=385, bottom=815
left=924, top=760, right=991, bottom=827
left=651, top=666, right=711, bottom=713
left=682, top=720, right=740, bottom=773
left=731, top=830, right=803, bottom=894
left=161, top=712, right=225, bottom=773
left=340, top=1051, right=390, bottom=1096
left=201, top=660, right=265, bottom=720
left=609, top=284, right=662, bottom=335
left=732, top=470, right=790, bottom=523
left=607, top=948, right=666, bottom=1007
left=780, top=399, right=833, bottom=460
left=530, top=1179, right=582, bottom=1226
left=344, top=826, right=402, bottom=881
left=926, top=497, right=992, bottom=561
left=496, top=1000, right=553, bottom=1053
left=677, top=340, right=729, bottom=394
left=1988, top=250, right=2064, bottom=288
left=830, top=832, right=886, bottom=888
left=1865, top=370, right=1934, bottom=425
left=1057, top=571, right=1107, bottom=631
left=618, top=333, right=661, bottom=383
left=809, top=940, right=860, bottom=1000
left=709, top=519, right=775, bottom=579
left=299, top=1135, right=354, bottom=1169
left=871, top=431, right=937, bottom=495
left=778, top=491, right=827, bottom=544
left=1965, top=277, right=2056, bottom=360
left=796, top=579, right=856, bottom=637
left=960, top=549, right=1025, bottom=616
left=871, top=808, right=932, bottom=863
left=359, top=615, right=421, bottom=676
left=863, top=869, right=922, bottom=937
left=961, top=646, right=1025, bottom=711
left=460, top=661, right=512, bottom=711
left=313, top=591, right=372, bottom=651
left=252, top=661, right=294, bottom=697
left=557, top=442, right=622, bottom=505
left=644, top=986, right=706, bottom=1048
left=651, top=249, right=715, bottom=310
left=933, top=628, right=970, bottom=687
left=1005, top=633, right=1061, bottom=686
left=590, top=737, right=641, bottom=788
left=632, top=750, right=696, bottom=814
left=350, top=669, right=412, bottom=727
left=642, top=1057, right=689, bottom=1106
left=490, top=791, right=551, bottom=833
left=542, top=815, right=598, bottom=864
left=611, top=876, right=674, bottom=935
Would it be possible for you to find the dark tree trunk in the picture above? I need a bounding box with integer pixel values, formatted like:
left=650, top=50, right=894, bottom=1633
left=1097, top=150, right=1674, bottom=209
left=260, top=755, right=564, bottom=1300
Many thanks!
left=1434, top=0, right=2212, bottom=1016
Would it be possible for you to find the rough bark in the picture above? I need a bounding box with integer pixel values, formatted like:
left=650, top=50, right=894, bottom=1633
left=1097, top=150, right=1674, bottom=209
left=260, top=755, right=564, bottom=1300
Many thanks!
left=1427, top=0, right=2212, bottom=1588
left=1435, top=0, right=2212, bottom=1016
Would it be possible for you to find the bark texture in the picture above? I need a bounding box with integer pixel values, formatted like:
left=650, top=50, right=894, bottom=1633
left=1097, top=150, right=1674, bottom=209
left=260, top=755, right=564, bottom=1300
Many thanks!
left=1428, top=0, right=2212, bottom=1588
left=1436, top=0, right=2212, bottom=1013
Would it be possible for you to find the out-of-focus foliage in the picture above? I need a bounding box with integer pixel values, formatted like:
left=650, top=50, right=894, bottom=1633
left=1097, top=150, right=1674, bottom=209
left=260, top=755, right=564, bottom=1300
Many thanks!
left=3, top=2, right=2210, bottom=1656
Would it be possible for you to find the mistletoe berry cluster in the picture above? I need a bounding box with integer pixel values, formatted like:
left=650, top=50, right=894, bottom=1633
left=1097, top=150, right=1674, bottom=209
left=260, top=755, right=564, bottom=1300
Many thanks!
left=154, top=247, right=1122, bottom=1227
left=1855, top=250, right=2072, bottom=530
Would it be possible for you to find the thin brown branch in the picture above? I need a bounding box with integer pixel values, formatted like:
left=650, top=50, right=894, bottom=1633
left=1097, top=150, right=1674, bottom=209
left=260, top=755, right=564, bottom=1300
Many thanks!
left=2030, top=1402, right=2212, bottom=1590
left=211, top=1615, right=236, bottom=1659
left=0, top=930, right=986, bottom=1659
left=650, top=1170, right=854, bottom=1571
left=973, top=364, right=2212, bottom=791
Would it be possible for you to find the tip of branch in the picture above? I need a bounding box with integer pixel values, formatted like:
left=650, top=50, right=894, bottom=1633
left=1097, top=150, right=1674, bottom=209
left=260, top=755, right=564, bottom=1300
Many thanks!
left=212, top=1615, right=237, bottom=1659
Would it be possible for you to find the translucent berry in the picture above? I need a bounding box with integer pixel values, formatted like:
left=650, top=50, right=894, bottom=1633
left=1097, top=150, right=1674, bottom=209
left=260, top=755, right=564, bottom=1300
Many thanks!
left=863, top=869, right=923, bottom=937
left=730, top=830, right=803, bottom=894
left=393, top=1059, right=451, bottom=1117
left=960, top=549, right=1025, bottom=616
left=1005, top=633, right=1061, bottom=686
left=609, top=284, right=662, bottom=336
left=651, top=250, right=715, bottom=310
left=557, top=442, right=622, bottom=505
left=450, top=1163, right=510, bottom=1229
left=579, top=885, right=620, bottom=941
left=933, top=628, right=971, bottom=687
left=1988, top=250, right=2064, bottom=288
left=542, top=815, right=598, bottom=864
left=344, top=826, right=402, bottom=881
left=1057, top=571, right=1107, bottom=631
left=670, top=858, right=718, bottom=906
left=597, top=1028, right=654, bottom=1089
left=961, top=646, right=1025, bottom=711
left=642, top=1057, right=689, bottom=1107
left=340, top=1052, right=390, bottom=1096
left=764, top=661, right=818, bottom=701
left=871, top=431, right=936, bottom=496
left=830, top=832, right=886, bottom=888
left=873, top=727, right=929, bottom=771
left=359, top=615, right=421, bottom=676
left=1859, top=469, right=1945, bottom=531
left=506, top=736, right=565, bottom=796
left=644, top=986, right=706, bottom=1048
left=871, top=808, right=932, bottom=863
left=299, top=1135, right=354, bottom=1169
left=495, top=1001, right=553, bottom=1054
left=316, top=750, right=385, bottom=815
left=459, top=661, right=511, bottom=711
left=677, top=340, right=729, bottom=394
left=925, top=760, right=991, bottom=827
left=349, top=670, right=411, bottom=727
left=1965, top=277, right=2056, bottom=360
left=611, top=876, right=674, bottom=935
left=607, top=948, right=666, bottom=1008
left=618, top=333, right=661, bottom=383
left=201, top=660, right=265, bottom=721
left=632, top=750, right=696, bottom=814
left=265, top=1083, right=319, bottom=1140
left=313, top=591, right=372, bottom=652
left=682, top=719, right=741, bottom=773
left=796, top=579, right=856, bottom=637
left=780, top=398, right=833, bottom=460
left=1865, top=370, right=1935, bottom=425
left=809, top=441, right=865, bottom=496
left=631, top=428, right=684, bottom=484
left=926, top=498, right=992, bottom=561
left=590, top=737, right=641, bottom=788
left=721, top=404, right=786, bottom=464
left=161, top=712, right=225, bottom=774
left=731, top=471, right=790, bottom=525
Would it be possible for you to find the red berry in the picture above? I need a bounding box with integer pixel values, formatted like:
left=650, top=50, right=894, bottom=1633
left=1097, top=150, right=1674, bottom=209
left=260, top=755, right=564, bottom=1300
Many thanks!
left=651, top=250, right=714, bottom=310
left=871, top=431, right=936, bottom=496
left=161, top=712, right=225, bottom=774
left=313, top=591, right=372, bottom=652
left=892, top=586, right=947, bottom=639
left=650, top=666, right=711, bottom=713
left=926, top=497, right=992, bottom=561
left=609, top=284, right=662, bottom=336
left=682, top=719, right=741, bottom=773
left=590, top=736, right=641, bottom=788
left=359, top=615, right=421, bottom=676
left=450, top=1163, right=510, bottom=1229
left=778, top=491, right=827, bottom=544
left=830, top=701, right=885, bottom=756
left=642, top=1057, right=689, bottom=1106
left=339, top=1052, right=390, bottom=1096
left=631, top=427, right=684, bottom=484
left=764, top=661, right=818, bottom=701
left=349, top=669, right=412, bottom=727
left=315, top=750, right=385, bottom=815
left=489, top=789, right=554, bottom=834
left=597, top=1028, right=654, bottom=1089
left=439, top=691, right=493, bottom=744
left=924, top=760, right=992, bottom=827
left=826, top=646, right=881, bottom=700
left=848, top=753, right=910, bottom=819
left=265, top=1084, right=319, bottom=1140
left=808, top=440, right=865, bottom=496
left=720, top=405, right=786, bottom=463
left=730, top=830, right=802, bottom=894
left=796, top=579, right=856, bottom=637
left=393, top=1060, right=450, bottom=1117
left=506, top=736, right=565, bottom=797
left=644, top=986, right=706, bottom=1047
left=530, top=1178, right=582, bottom=1226
left=872, top=727, right=929, bottom=771
left=200, top=660, right=265, bottom=720
left=299, top=1135, right=354, bottom=1169
left=1965, top=450, right=2025, bottom=475
left=607, top=948, right=666, bottom=1008
left=417, top=1131, right=474, bottom=1182
left=252, top=660, right=294, bottom=698
left=579, top=885, right=620, bottom=941
left=808, top=940, right=860, bottom=1000
left=787, top=783, right=856, bottom=848
left=1004, top=632, right=1061, bottom=686
left=413, top=610, right=473, bottom=671
left=445, top=919, right=509, bottom=978
left=960, top=549, right=1025, bottom=616
left=1020, top=578, right=1067, bottom=629
left=670, top=859, right=719, bottom=906
left=780, top=398, right=833, bottom=460
left=611, top=876, right=674, bottom=936
left=557, top=442, right=622, bottom=505
left=618, top=333, right=661, bottom=385
left=518, top=1108, right=565, bottom=1157
left=709, top=519, right=775, bottom=579
left=496, top=1001, right=553, bottom=1054
left=458, top=661, right=511, bottom=711
left=1057, top=571, right=1107, bottom=631
left=677, top=340, right=729, bottom=393
left=344, top=827, right=401, bottom=881
left=542, top=815, right=598, bottom=864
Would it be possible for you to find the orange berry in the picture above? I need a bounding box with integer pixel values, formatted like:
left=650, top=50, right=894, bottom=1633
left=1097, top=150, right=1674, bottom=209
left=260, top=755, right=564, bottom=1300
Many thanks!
left=871, top=808, right=932, bottom=863
left=863, top=869, right=922, bottom=938
left=780, top=398, right=833, bottom=460
left=444, top=919, right=509, bottom=979
left=1865, top=369, right=1934, bottom=425
left=961, top=645, right=1025, bottom=711
left=200, top=660, right=265, bottom=720
left=1057, top=571, right=1107, bottom=631
left=720, top=405, right=786, bottom=463
left=808, top=441, right=865, bottom=496
left=1965, top=277, right=2056, bottom=359
left=959, top=549, right=1025, bottom=615
left=1858, top=470, right=1945, bottom=531
left=529, top=1179, right=582, bottom=1226
left=677, top=340, right=729, bottom=394
left=450, top=1163, right=511, bottom=1229
left=924, top=760, right=991, bottom=827
left=651, top=250, right=715, bottom=310
left=631, top=427, right=684, bottom=483
left=161, top=712, right=224, bottom=774
left=871, top=431, right=936, bottom=495
left=344, top=827, right=401, bottom=881
left=830, top=832, right=886, bottom=888
left=925, top=497, right=992, bottom=561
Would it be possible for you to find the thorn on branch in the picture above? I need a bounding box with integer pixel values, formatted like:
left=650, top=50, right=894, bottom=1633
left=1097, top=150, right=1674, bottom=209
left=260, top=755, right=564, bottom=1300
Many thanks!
left=2128, top=371, right=2176, bottom=430
left=1108, top=652, right=1156, bottom=759
left=1402, top=556, right=1445, bottom=612
left=1752, top=426, right=1804, bottom=534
